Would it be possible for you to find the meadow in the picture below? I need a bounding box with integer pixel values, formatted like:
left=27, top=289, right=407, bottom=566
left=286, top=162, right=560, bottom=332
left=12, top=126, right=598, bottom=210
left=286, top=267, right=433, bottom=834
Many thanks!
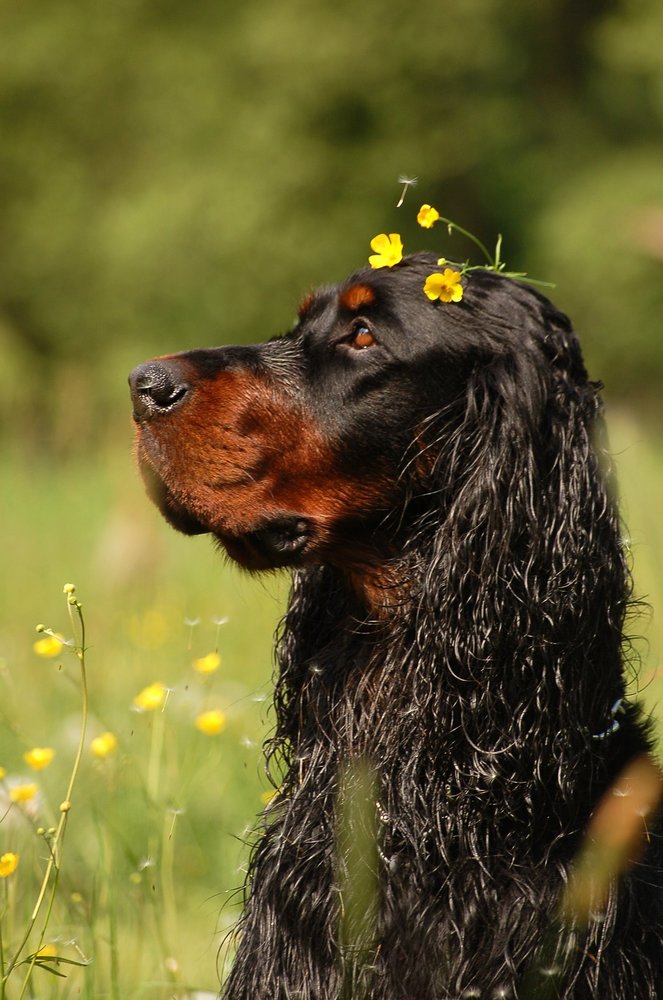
left=0, top=408, right=661, bottom=998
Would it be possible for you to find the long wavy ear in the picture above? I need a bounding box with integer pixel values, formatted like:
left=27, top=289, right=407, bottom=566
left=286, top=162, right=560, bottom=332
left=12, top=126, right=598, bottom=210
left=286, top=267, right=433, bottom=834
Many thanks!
left=411, top=291, right=630, bottom=752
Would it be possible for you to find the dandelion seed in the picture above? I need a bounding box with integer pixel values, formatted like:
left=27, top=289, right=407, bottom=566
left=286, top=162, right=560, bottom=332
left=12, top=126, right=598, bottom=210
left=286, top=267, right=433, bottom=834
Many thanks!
left=193, top=651, right=222, bottom=674
left=33, top=634, right=64, bottom=658
left=184, top=617, right=201, bottom=627
left=90, top=732, right=118, bottom=758
left=396, top=175, right=418, bottom=207
left=132, top=681, right=168, bottom=712
left=138, top=856, right=155, bottom=871
left=0, top=852, right=19, bottom=877
left=24, top=747, right=55, bottom=771
left=194, top=709, right=226, bottom=735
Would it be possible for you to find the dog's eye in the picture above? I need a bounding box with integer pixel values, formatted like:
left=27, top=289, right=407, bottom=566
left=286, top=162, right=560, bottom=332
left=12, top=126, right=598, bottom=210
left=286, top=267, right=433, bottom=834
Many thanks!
left=347, top=324, right=376, bottom=350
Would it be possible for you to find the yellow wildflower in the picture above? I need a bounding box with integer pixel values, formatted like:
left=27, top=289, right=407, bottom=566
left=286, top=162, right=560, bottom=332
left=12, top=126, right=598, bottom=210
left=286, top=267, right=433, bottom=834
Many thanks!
left=33, top=634, right=64, bottom=658
left=133, top=682, right=168, bottom=712
left=0, top=767, right=6, bottom=780
left=193, top=651, right=221, bottom=674
left=90, top=732, right=118, bottom=758
left=368, top=233, right=403, bottom=269
left=194, top=709, right=226, bottom=735
left=9, top=783, right=38, bottom=803
left=24, top=747, right=55, bottom=771
left=0, top=852, right=19, bottom=877
left=37, top=944, right=58, bottom=958
left=417, top=204, right=441, bottom=229
left=423, top=268, right=464, bottom=303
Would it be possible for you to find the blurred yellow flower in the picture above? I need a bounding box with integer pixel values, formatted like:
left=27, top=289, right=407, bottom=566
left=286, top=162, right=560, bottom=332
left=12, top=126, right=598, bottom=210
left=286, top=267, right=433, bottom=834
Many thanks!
left=368, top=233, right=403, bottom=269
left=133, top=682, right=168, bottom=712
left=33, top=634, right=64, bottom=658
left=0, top=852, right=19, bottom=877
left=90, top=732, right=118, bottom=758
left=24, top=747, right=55, bottom=771
left=9, top=783, right=38, bottom=803
left=0, top=766, right=6, bottom=780
left=260, top=788, right=280, bottom=806
left=417, top=204, right=440, bottom=229
left=37, top=944, right=58, bottom=958
left=423, top=268, right=464, bottom=303
left=194, top=709, right=226, bottom=735
left=193, top=652, right=221, bottom=674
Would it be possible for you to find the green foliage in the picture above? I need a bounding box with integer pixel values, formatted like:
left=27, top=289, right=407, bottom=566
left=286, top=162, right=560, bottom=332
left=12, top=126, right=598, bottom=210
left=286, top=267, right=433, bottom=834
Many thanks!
left=0, top=0, right=661, bottom=451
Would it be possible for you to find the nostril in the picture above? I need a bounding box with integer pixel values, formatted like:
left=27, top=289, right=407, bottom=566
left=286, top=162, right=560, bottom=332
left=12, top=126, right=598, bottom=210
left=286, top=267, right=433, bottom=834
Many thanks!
left=129, top=361, right=190, bottom=419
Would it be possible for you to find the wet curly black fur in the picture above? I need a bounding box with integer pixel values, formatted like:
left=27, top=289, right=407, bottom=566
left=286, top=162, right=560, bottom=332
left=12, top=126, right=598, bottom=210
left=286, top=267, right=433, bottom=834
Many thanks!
left=131, top=255, right=663, bottom=998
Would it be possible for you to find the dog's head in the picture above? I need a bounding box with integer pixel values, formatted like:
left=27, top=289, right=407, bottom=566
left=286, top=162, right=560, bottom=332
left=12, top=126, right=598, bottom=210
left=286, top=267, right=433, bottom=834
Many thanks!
left=129, top=253, right=587, bottom=573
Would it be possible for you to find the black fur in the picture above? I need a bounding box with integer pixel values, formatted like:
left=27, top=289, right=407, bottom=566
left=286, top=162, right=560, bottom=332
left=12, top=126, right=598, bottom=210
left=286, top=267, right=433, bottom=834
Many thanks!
left=130, top=254, right=663, bottom=998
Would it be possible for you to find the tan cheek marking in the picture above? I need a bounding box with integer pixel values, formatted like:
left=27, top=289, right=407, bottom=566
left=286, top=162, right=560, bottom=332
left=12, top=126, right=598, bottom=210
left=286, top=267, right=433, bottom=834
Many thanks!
left=339, top=284, right=376, bottom=312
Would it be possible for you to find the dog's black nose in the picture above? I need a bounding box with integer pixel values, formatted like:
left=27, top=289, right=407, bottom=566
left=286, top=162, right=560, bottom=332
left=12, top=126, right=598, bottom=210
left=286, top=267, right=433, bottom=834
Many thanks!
left=129, top=360, right=190, bottom=420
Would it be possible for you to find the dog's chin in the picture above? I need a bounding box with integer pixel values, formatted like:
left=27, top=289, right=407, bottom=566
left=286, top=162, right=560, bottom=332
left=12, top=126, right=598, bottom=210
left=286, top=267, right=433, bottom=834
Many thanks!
left=216, top=517, right=312, bottom=572
left=139, top=461, right=210, bottom=536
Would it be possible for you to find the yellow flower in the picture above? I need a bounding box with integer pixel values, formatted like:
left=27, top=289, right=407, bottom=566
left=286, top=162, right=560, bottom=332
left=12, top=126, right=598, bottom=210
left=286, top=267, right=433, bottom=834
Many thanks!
left=368, top=233, right=403, bottom=269
left=37, top=944, right=58, bottom=958
left=133, top=682, right=168, bottom=712
left=9, top=783, right=38, bottom=803
left=33, top=634, right=64, bottom=658
left=260, top=788, right=280, bottom=806
left=90, top=732, right=118, bottom=758
left=0, top=767, right=6, bottom=780
left=417, top=204, right=441, bottom=229
left=193, top=652, right=221, bottom=674
left=0, top=853, right=19, bottom=878
left=423, top=268, right=464, bottom=303
left=24, top=747, right=55, bottom=771
left=194, top=709, right=226, bottom=735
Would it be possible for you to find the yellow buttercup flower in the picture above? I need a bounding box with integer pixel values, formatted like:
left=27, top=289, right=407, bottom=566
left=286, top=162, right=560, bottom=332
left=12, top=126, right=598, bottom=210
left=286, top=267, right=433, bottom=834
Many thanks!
left=0, top=852, right=19, bottom=877
left=423, top=268, right=464, bottom=303
left=24, top=747, right=55, bottom=771
left=133, top=682, right=168, bottom=712
left=368, top=233, right=403, bottom=269
left=90, top=732, right=118, bottom=758
left=194, top=709, right=226, bottom=735
left=9, top=783, right=39, bottom=803
left=37, top=944, right=58, bottom=958
left=417, top=204, right=441, bottom=229
left=33, top=634, right=64, bottom=658
left=193, top=652, right=221, bottom=674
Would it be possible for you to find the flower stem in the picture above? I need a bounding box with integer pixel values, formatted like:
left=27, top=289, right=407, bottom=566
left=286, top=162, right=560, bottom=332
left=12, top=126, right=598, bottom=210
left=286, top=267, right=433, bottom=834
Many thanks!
left=441, top=217, right=494, bottom=267
left=6, top=592, right=88, bottom=995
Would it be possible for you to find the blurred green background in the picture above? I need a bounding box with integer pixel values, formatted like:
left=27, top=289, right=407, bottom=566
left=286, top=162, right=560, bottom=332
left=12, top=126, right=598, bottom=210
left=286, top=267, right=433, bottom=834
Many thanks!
left=0, top=1, right=662, bottom=995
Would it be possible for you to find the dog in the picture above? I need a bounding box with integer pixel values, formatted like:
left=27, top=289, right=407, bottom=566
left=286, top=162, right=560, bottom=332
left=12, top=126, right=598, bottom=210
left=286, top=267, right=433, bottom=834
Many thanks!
left=129, top=252, right=663, bottom=998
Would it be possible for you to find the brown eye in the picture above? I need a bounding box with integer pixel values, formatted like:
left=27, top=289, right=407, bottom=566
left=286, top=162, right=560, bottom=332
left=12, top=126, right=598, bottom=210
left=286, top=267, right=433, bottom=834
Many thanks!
left=349, top=324, right=376, bottom=350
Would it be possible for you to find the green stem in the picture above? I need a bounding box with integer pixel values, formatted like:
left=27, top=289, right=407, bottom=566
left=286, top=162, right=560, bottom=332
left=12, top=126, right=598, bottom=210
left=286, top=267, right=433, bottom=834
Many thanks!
left=441, top=216, right=494, bottom=267
left=6, top=594, right=88, bottom=995
left=147, top=709, right=165, bottom=805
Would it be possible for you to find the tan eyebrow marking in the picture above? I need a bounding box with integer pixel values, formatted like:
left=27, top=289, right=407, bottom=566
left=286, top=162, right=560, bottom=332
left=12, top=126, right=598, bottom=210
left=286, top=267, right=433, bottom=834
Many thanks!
left=297, top=291, right=316, bottom=319
left=339, top=284, right=376, bottom=312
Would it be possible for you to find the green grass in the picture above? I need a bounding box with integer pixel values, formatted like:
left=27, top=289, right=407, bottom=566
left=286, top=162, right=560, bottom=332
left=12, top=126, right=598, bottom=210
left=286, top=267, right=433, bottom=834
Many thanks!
left=0, top=410, right=661, bottom=997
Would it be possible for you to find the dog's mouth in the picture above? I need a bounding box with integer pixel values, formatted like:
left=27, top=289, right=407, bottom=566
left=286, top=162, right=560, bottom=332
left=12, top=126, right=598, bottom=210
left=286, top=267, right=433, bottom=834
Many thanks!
left=138, top=453, right=313, bottom=570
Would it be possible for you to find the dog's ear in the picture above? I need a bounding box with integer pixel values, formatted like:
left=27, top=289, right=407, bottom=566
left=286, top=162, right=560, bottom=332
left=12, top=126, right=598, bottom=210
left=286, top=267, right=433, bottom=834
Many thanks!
left=417, top=303, right=626, bottom=723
